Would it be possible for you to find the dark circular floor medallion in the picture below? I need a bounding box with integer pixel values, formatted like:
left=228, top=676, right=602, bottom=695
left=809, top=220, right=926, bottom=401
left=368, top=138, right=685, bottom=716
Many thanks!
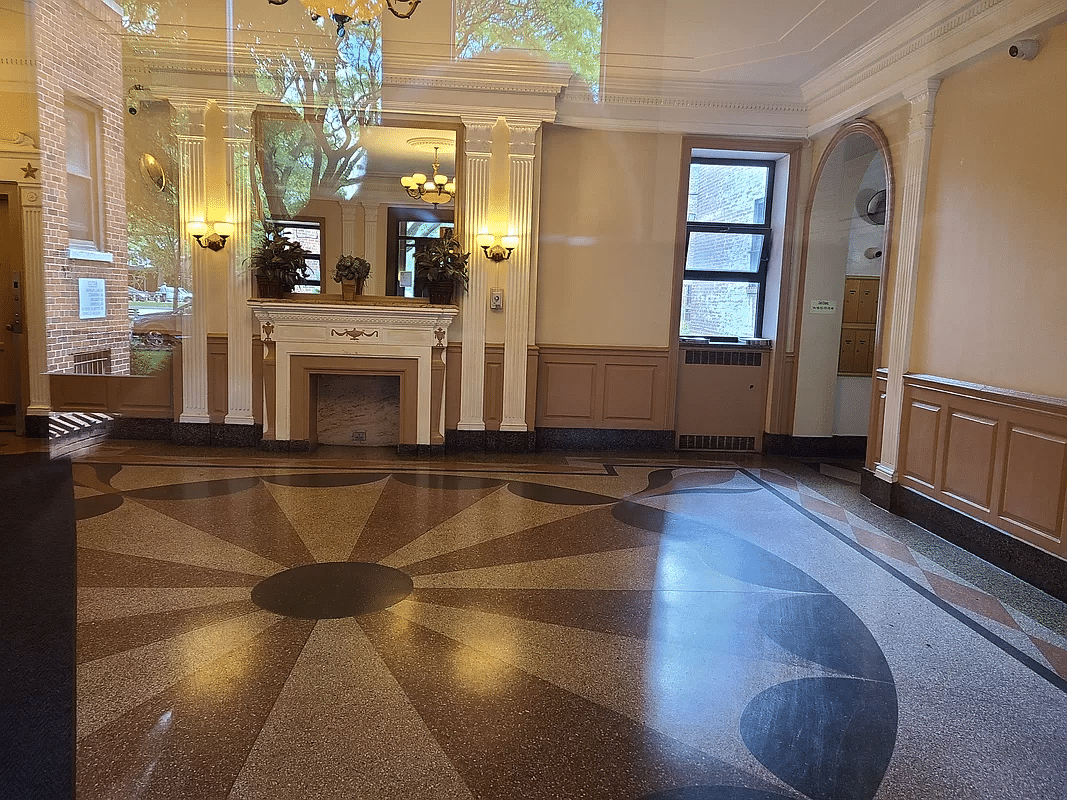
left=251, top=562, right=414, bottom=619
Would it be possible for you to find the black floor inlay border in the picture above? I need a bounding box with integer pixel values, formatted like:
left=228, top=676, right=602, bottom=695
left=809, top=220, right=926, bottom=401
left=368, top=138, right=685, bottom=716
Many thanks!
left=743, top=469, right=1067, bottom=695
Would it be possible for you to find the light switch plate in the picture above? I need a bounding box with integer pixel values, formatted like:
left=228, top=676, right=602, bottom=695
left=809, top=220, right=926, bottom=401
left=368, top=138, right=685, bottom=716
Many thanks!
left=490, top=288, right=503, bottom=310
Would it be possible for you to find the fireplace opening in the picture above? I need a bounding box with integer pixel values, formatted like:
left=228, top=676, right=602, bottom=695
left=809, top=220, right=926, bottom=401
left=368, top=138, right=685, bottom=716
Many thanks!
left=313, top=374, right=401, bottom=447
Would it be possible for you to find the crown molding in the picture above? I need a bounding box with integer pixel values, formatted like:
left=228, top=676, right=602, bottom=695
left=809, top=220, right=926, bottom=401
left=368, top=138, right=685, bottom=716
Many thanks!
left=554, top=78, right=807, bottom=138
left=804, top=0, right=1067, bottom=134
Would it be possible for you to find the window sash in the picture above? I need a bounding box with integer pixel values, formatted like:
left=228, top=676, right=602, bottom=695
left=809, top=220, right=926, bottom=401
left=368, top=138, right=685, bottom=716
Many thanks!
left=681, top=157, right=776, bottom=338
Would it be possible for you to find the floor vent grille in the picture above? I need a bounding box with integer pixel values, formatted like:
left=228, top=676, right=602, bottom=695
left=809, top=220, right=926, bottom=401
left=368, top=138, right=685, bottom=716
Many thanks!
left=684, top=350, right=762, bottom=367
left=678, top=434, right=756, bottom=451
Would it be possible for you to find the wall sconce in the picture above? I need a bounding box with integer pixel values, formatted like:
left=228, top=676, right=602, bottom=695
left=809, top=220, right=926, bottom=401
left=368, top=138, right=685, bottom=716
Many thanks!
left=187, top=221, right=234, bottom=251
left=477, top=234, right=518, bottom=262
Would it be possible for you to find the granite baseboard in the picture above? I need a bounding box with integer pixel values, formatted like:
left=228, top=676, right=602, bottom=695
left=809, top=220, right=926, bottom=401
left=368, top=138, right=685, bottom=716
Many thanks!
left=535, top=428, right=675, bottom=452
left=860, top=475, right=1067, bottom=604
left=24, top=414, right=49, bottom=439
left=763, top=434, right=867, bottom=458
left=445, top=429, right=537, bottom=453
left=173, top=422, right=263, bottom=448
left=397, top=443, right=446, bottom=457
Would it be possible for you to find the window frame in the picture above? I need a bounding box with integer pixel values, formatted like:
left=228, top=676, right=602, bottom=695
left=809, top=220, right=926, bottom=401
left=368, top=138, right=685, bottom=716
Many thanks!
left=64, top=99, right=105, bottom=252
left=385, top=205, right=454, bottom=297
left=682, top=156, right=776, bottom=339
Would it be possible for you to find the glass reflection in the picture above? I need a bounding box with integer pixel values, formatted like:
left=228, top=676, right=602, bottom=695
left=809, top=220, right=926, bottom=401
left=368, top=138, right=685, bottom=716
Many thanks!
left=455, top=0, right=604, bottom=94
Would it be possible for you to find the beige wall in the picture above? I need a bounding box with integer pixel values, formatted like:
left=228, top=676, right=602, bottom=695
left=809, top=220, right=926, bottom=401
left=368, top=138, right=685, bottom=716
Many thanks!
left=911, top=20, right=1067, bottom=400
left=536, top=126, right=682, bottom=348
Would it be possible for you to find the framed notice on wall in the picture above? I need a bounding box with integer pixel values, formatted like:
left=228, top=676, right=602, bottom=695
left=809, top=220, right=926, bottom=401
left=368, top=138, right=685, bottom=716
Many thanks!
left=79, top=278, right=106, bottom=319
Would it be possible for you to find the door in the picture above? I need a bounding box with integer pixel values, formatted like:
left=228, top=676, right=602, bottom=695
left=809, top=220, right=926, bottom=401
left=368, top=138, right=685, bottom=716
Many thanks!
left=0, top=186, right=26, bottom=435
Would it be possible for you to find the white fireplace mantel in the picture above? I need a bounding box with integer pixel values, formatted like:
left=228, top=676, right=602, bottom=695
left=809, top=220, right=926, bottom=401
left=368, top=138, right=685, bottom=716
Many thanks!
left=249, top=297, right=458, bottom=447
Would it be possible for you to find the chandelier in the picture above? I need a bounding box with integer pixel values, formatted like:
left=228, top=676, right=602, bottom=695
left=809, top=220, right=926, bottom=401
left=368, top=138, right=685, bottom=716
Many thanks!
left=269, top=0, right=421, bottom=37
left=400, top=147, right=456, bottom=207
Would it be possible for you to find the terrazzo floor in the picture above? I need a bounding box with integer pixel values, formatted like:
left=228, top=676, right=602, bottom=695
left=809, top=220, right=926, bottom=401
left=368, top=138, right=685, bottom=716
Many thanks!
left=49, top=441, right=1067, bottom=798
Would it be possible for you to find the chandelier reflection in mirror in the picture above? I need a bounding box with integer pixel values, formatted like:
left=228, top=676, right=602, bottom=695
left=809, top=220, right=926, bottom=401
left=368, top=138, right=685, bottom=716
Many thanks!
left=268, top=0, right=420, bottom=37
left=401, top=147, right=456, bottom=207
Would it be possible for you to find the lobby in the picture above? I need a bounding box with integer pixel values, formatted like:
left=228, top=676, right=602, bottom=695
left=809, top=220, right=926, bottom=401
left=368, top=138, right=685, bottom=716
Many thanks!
left=1, top=1, right=1066, bottom=798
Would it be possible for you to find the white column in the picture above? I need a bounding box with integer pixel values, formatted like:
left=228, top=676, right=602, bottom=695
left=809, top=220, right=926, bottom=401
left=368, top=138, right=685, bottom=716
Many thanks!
left=362, top=202, right=379, bottom=267
left=341, top=202, right=359, bottom=255
left=876, top=80, right=939, bottom=483
left=500, top=121, right=539, bottom=432
left=18, top=182, right=49, bottom=415
left=173, top=101, right=210, bottom=424
left=457, top=119, right=494, bottom=431
left=221, top=102, right=256, bottom=425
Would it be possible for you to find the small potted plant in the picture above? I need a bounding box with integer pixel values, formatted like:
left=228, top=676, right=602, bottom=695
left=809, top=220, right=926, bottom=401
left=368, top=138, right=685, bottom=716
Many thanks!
left=249, top=224, right=309, bottom=298
left=414, top=234, right=469, bottom=304
left=334, top=254, right=372, bottom=300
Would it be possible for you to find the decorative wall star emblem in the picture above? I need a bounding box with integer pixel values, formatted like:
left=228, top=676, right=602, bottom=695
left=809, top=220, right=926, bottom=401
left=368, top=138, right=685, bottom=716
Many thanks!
left=21, top=162, right=38, bottom=179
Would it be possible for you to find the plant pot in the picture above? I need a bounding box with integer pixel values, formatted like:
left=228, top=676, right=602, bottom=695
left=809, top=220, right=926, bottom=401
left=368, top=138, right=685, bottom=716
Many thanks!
left=427, top=279, right=454, bottom=304
left=256, top=276, right=284, bottom=299
left=340, top=277, right=365, bottom=301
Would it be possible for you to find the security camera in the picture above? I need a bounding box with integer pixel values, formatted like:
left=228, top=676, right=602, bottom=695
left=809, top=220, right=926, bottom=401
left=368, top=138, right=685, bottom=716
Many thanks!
left=1008, top=39, right=1039, bottom=60
left=126, top=85, right=151, bottom=116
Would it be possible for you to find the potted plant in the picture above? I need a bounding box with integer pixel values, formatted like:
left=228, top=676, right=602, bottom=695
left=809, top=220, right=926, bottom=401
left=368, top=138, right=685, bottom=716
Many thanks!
left=249, top=224, right=309, bottom=299
left=414, top=234, right=469, bottom=304
left=334, top=254, right=371, bottom=300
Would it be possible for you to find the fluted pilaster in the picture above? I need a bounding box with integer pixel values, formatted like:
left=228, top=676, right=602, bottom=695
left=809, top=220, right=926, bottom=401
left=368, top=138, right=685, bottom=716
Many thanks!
left=221, top=102, right=256, bottom=425
left=19, top=183, right=49, bottom=414
left=174, top=101, right=210, bottom=424
left=500, top=122, right=539, bottom=432
left=457, top=119, right=494, bottom=431
left=876, top=80, right=939, bottom=483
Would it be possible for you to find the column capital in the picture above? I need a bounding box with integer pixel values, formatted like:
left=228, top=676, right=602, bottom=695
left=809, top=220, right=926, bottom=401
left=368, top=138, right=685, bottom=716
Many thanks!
left=218, top=101, right=258, bottom=141
left=904, top=79, right=940, bottom=135
left=170, top=100, right=208, bottom=139
left=18, top=183, right=42, bottom=209
left=506, top=120, right=539, bottom=158
left=462, top=118, right=495, bottom=156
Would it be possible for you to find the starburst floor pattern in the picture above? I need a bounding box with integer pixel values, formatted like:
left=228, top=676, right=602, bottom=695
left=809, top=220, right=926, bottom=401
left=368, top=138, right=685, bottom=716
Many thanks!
left=65, top=449, right=1067, bottom=800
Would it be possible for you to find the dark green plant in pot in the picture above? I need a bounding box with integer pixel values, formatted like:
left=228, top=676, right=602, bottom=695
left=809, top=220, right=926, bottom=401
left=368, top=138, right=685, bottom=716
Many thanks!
left=414, top=234, right=469, bottom=304
left=249, top=223, right=309, bottom=298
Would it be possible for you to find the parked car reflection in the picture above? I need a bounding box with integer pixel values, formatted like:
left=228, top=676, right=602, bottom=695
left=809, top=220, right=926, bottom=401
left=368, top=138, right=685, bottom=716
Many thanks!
left=132, top=303, right=190, bottom=348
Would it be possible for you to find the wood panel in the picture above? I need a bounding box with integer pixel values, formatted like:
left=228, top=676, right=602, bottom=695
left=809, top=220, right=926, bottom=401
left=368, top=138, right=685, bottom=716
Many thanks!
left=901, top=400, right=941, bottom=488
left=537, top=346, right=670, bottom=430
left=942, top=411, right=998, bottom=511
left=603, top=364, right=656, bottom=422
left=899, top=374, right=1067, bottom=559
left=1000, top=426, right=1067, bottom=541
left=207, top=335, right=227, bottom=423
left=541, top=361, right=596, bottom=420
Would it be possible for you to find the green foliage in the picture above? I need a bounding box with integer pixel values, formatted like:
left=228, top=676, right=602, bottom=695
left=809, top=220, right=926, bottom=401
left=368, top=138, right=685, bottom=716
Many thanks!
left=250, top=17, right=383, bottom=219
left=414, top=236, right=470, bottom=291
left=249, top=224, right=310, bottom=292
left=334, top=254, right=371, bottom=282
left=456, top=0, right=603, bottom=90
left=130, top=347, right=171, bottom=376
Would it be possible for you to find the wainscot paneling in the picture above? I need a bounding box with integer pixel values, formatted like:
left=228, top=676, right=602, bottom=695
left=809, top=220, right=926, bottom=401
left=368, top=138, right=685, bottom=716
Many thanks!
left=537, top=346, right=670, bottom=430
left=208, top=335, right=228, bottom=423
left=899, top=374, right=1067, bottom=560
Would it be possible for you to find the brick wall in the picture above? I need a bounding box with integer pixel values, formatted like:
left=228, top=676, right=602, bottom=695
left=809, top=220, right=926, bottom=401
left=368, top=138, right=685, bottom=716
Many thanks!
left=33, top=0, right=130, bottom=374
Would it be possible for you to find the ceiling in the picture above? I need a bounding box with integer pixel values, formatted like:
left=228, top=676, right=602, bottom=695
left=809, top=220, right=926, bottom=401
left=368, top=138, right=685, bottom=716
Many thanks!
left=600, top=0, right=932, bottom=86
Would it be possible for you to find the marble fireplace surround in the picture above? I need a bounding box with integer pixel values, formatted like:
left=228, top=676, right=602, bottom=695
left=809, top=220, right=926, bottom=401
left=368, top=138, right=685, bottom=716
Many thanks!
left=249, top=298, right=458, bottom=448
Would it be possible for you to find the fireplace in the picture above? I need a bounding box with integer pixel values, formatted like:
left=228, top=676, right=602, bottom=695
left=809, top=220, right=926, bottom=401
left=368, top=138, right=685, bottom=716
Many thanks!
left=249, top=297, right=458, bottom=450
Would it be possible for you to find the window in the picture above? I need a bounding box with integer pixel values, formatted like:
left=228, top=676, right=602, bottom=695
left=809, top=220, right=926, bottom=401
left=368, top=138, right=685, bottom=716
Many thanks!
left=681, top=158, right=775, bottom=339
left=270, top=218, right=322, bottom=293
left=65, top=101, right=103, bottom=249
left=385, top=207, right=454, bottom=297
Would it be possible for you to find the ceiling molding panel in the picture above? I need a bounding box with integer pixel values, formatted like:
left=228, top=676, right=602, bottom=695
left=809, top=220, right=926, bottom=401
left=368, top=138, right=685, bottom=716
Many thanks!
left=804, top=0, right=1067, bottom=133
